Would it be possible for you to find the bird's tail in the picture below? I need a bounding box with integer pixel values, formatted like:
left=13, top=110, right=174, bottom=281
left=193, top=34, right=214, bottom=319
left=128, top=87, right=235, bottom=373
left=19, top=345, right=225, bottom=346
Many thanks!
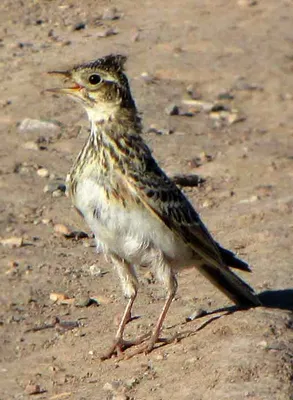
left=217, top=244, right=251, bottom=272
left=197, top=263, right=261, bottom=307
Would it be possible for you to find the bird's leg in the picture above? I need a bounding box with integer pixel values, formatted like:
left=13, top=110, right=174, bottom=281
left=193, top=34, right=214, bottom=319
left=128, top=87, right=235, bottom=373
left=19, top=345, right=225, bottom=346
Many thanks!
left=144, top=281, right=177, bottom=352
left=125, top=259, right=178, bottom=358
left=101, top=257, right=147, bottom=360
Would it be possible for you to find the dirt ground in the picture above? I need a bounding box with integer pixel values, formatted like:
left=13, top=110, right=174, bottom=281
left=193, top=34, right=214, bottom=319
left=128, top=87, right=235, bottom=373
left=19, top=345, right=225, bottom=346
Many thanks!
left=1, top=0, right=293, bottom=399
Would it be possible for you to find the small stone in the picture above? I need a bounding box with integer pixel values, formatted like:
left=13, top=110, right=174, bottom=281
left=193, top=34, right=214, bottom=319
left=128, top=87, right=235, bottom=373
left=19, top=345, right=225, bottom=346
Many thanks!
left=102, top=7, right=120, bottom=20
left=25, top=384, right=42, bottom=395
left=1, top=237, right=23, bottom=248
left=257, top=340, right=268, bottom=348
left=113, top=395, right=129, bottom=400
left=43, top=179, right=66, bottom=194
left=18, top=118, right=61, bottom=134
left=140, top=72, right=156, bottom=84
left=23, top=141, right=39, bottom=151
left=96, top=28, right=118, bottom=38
left=239, top=195, right=259, bottom=204
left=171, top=174, right=205, bottom=187
left=181, top=99, right=214, bottom=113
left=227, top=113, right=246, bottom=125
left=91, top=295, right=111, bottom=304
left=146, top=125, right=173, bottom=135
left=233, top=78, right=263, bottom=91
left=88, top=264, right=103, bottom=277
left=103, top=380, right=122, bottom=393
left=199, top=152, right=213, bottom=162
left=124, top=377, right=139, bottom=389
left=42, top=218, right=51, bottom=225
left=186, top=308, right=207, bottom=321
left=37, top=168, right=49, bottom=178
left=131, top=29, right=140, bottom=42
left=186, top=85, right=202, bottom=100
left=50, top=292, right=69, bottom=302
left=52, top=190, right=63, bottom=197
left=202, top=200, right=213, bottom=208
left=73, top=22, right=86, bottom=31
left=238, top=0, right=257, bottom=6
left=165, top=104, right=179, bottom=116
left=75, top=296, right=93, bottom=307
left=54, top=223, right=71, bottom=236
left=217, top=90, right=234, bottom=100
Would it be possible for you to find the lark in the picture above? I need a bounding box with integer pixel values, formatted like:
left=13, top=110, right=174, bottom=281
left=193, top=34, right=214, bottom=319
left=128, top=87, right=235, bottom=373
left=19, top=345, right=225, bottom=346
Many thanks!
left=48, top=54, right=261, bottom=359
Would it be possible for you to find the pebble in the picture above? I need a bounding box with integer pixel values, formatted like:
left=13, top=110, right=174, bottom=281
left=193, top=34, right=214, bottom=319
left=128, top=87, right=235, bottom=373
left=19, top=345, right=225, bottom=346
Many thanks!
left=226, top=112, right=246, bottom=125
left=91, top=295, right=111, bottom=304
left=181, top=99, right=214, bottom=113
left=103, top=380, right=122, bottom=393
left=140, top=72, right=156, bottom=84
left=18, top=118, right=61, bottom=134
left=23, top=141, right=39, bottom=151
left=238, top=0, right=258, bottom=6
left=52, top=190, right=63, bottom=197
left=186, top=308, right=207, bottom=321
left=257, top=340, right=268, bottom=348
left=199, top=152, right=213, bottom=162
left=0, top=236, right=23, bottom=248
left=54, top=223, right=71, bottom=236
left=124, top=377, right=139, bottom=389
left=186, top=84, right=202, bottom=100
left=25, top=384, right=42, bottom=395
left=102, top=7, right=120, bottom=20
left=37, top=168, right=49, bottom=178
left=75, top=296, right=94, bottom=307
left=88, top=264, right=104, bottom=277
left=50, top=292, right=69, bottom=302
left=131, top=29, right=140, bottom=42
left=96, top=28, right=118, bottom=38
left=217, top=90, right=234, bottom=100
left=146, top=126, right=173, bottom=135
left=233, top=78, right=263, bottom=91
left=43, top=179, right=66, bottom=194
left=73, top=22, right=86, bottom=31
left=113, top=395, right=129, bottom=400
left=165, top=103, right=179, bottom=116
left=202, top=200, right=213, bottom=208
left=239, top=195, right=259, bottom=204
left=171, top=174, right=205, bottom=187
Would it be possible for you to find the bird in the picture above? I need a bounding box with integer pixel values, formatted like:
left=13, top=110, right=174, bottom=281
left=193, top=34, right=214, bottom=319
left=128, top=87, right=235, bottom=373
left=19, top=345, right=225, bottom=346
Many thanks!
left=47, top=54, right=261, bottom=359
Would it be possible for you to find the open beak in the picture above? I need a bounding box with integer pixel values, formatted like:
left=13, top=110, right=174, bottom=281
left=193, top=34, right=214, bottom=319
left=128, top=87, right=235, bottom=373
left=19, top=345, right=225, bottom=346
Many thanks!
left=46, top=70, right=83, bottom=95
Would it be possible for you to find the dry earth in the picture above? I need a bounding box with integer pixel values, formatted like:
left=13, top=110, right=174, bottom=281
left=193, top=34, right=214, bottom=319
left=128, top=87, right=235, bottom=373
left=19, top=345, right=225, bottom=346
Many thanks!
left=0, top=0, right=293, bottom=399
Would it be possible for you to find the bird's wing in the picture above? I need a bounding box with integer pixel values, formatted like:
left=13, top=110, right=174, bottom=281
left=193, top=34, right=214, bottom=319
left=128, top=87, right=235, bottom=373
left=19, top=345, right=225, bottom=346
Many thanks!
left=125, top=149, right=224, bottom=267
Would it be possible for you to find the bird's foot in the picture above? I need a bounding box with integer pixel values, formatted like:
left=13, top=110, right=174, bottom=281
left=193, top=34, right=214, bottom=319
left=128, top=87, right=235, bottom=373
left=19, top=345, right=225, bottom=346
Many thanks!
left=100, top=333, right=150, bottom=361
left=122, top=335, right=176, bottom=360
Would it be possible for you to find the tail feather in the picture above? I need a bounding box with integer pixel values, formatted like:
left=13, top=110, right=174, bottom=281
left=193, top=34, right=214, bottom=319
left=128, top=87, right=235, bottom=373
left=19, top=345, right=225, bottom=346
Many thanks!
left=217, top=244, right=251, bottom=272
left=197, top=263, right=261, bottom=307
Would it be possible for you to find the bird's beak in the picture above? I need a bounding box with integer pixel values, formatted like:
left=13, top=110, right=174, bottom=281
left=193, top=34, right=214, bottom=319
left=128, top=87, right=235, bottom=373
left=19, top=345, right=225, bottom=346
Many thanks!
left=46, top=70, right=83, bottom=95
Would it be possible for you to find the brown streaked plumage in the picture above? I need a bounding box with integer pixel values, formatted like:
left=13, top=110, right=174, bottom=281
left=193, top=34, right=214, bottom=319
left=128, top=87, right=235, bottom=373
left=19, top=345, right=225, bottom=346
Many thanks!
left=47, top=54, right=261, bottom=359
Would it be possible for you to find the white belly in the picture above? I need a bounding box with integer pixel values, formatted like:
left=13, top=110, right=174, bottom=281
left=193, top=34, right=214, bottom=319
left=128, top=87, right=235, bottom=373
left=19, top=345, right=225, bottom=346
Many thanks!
left=73, top=178, right=194, bottom=267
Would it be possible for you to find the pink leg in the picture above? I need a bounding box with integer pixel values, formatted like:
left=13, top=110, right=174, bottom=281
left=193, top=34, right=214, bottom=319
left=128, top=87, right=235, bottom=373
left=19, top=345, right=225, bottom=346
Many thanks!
left=101, top=257, right=147, bottom=360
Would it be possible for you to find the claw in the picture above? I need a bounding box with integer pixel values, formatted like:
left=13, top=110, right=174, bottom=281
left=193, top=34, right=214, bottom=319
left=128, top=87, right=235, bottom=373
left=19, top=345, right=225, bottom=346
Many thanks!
left=100, top=333, right=150, bottom=361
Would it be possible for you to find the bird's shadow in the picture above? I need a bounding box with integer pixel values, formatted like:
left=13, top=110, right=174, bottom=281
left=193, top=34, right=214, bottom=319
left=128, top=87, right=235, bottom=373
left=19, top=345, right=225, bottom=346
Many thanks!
left=156, top=289, right=293, bottom=350
left=200, top=288, right=293, bottom=317
left=258, top=289, right=293, bottom=310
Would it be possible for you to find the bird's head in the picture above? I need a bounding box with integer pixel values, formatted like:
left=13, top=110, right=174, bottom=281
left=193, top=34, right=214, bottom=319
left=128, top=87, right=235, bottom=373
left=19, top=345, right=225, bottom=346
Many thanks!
left=47, top=54, right=136, bottom=123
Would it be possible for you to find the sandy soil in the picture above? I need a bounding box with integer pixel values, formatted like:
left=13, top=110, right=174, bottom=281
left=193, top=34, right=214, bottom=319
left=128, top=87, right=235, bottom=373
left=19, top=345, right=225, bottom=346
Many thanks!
left=0, top=0, right=292, bottom=399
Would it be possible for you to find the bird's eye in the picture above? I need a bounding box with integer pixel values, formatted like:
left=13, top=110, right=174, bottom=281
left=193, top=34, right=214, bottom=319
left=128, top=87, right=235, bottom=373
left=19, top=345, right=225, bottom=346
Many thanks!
left=88, top=74, right=101, bottom=85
